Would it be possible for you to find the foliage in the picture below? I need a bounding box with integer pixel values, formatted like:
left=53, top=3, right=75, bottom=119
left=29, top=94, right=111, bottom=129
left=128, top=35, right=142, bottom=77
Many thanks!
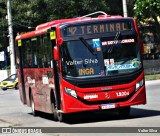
left=0, top=0, right=8, bottom=51
left=145, top=74, right=160, bottom=80
left=134, top=0, right=160, bottom=22
left=0, top=0, right=140, bottom=52
left=134, top=0, right=160, bottom=42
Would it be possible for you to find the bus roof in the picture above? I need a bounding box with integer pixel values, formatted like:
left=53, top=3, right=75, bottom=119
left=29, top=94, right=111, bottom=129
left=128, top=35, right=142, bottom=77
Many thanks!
left=35, top=15, right=123, bottom=30
left=16, top=14, right=130, bottom=40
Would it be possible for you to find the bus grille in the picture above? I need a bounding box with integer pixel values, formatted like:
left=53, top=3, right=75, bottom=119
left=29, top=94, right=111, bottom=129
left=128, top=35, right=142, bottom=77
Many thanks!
left=76, top=79, right=133, bottom=88
left=64, top=68, right=143, bottom=88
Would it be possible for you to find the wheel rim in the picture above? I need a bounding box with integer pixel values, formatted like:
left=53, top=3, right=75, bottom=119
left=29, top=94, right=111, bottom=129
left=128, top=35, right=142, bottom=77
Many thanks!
left=57, top=112, right=63, bottom=122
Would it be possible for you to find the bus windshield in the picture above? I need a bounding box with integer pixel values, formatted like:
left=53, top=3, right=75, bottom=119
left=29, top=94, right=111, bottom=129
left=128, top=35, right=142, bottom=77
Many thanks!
left=61, top=34, right=142, bottom=78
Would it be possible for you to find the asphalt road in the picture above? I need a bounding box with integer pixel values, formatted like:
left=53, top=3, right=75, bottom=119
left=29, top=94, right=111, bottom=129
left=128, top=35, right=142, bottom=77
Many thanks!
left=0, top=80, right=160, bottom=136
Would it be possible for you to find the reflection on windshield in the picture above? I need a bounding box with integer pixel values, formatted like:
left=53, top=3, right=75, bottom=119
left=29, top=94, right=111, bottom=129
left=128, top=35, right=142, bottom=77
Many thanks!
left=102, top=35, right=141, bottom=75
left=108, top=31, right=121, bottom=54
left=61, top=35, right=142, bottom=78
left=79, top=37, right=97, bottom=55
left=61, top=39, right=104, bottom=77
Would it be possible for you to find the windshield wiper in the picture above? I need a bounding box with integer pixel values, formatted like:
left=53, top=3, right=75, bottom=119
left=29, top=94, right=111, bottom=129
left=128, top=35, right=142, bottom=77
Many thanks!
left=108, top=31, right=121, bottom=53
left=79, top=37, right=97, bottom=55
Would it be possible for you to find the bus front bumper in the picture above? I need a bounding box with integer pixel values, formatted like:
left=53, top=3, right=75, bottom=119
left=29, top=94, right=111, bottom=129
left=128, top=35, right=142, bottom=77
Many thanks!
left=62, top=85, right=146, bottom=113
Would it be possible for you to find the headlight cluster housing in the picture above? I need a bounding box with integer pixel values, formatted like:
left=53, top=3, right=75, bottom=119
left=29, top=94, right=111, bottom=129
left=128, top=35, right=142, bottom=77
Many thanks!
left=65, top=87, right=77, bottom=98
left=136, top=79, right=144, bottom=91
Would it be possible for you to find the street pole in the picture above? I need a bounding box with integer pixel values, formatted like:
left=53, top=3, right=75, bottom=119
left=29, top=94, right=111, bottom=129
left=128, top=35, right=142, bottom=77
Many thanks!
left=7, top=0, right=16, bottom=75
left=122, top=0, right=128, bottom=17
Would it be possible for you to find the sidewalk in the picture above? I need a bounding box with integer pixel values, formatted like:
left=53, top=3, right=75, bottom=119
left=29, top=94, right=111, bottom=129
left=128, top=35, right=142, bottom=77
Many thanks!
left=145, top=79, right=160, bottom=85
left=0, top=120, right=12, bottom=127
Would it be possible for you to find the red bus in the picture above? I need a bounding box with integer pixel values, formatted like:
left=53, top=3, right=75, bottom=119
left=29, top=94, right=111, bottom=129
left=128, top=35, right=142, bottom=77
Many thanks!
left=15, top=11, right=146, bottom=122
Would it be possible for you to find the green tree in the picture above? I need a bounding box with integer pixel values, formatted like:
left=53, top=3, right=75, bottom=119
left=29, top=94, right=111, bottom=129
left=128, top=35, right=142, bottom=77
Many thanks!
left=12, top=0, right=54, bottom=32
left=134, top=0, right=160, bottom=39
left=134, top=0, right=160, bottom=23
left=0, top=0, right=8, bottom=52
left=0, top=0, right=135, bottom=52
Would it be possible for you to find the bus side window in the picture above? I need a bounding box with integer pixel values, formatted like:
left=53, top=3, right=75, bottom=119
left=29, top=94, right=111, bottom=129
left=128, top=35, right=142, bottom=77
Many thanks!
left=38, top=36, right=44, bottom=68
left=31, top=37, right=39, bottom=68
left=41, top=35, right=52, bottom=68
left=22, top=39, right=33, bottom=68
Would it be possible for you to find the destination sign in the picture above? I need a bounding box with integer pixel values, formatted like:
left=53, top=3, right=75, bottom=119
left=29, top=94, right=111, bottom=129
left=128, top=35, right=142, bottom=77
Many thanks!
left=63, top=21, right=132, bottom=36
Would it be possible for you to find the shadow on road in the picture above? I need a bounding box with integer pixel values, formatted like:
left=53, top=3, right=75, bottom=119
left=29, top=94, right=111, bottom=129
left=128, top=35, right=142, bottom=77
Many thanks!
left=28, top=107, right=160, bottom=124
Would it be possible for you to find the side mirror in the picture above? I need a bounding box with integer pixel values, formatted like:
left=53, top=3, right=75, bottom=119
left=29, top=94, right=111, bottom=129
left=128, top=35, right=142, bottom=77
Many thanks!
left=54, top=46, right=60, bottom=61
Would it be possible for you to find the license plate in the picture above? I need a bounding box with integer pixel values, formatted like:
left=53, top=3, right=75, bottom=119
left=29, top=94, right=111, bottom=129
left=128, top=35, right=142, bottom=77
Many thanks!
left=101, top=103, right=115, bottom=110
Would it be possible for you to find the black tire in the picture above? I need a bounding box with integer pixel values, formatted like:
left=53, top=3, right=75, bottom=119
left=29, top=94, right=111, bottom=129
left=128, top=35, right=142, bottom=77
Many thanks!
left=53, top=112, right=58, bottom=121
left=51, top=102, right=58, bottom=121
left=15, top=83, right=18, bottom=90
left=118, top=106, right=131, bottom=117
left=56, top=112, right=65, bottom=122
left=50, top=92, right=65, bottom=122
left=30, top=93, right=38, bottom=116
left=2, top=87, right=7, bottom=91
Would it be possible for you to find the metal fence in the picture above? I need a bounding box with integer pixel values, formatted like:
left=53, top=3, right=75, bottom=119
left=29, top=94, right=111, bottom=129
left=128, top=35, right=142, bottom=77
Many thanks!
left=143, top=59, right=160, bottom=75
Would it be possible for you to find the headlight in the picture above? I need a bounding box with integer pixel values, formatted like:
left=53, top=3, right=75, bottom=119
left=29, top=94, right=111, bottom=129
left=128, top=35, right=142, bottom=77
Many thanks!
left=136, top=79, right=144, bottom=91
left=65, top=88, right=77, bottom=98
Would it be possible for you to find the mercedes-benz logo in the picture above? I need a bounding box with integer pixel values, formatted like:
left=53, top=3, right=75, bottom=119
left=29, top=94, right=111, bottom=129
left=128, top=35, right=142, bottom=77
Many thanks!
left=105, top=93, right=110, bottom=99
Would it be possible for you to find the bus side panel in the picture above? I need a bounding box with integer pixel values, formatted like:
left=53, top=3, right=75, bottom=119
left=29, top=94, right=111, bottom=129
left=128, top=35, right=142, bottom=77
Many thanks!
left=22, top=68, right=54, bottom=113
left=19, top=68, right=41, bottom=111
left=41, top=68, right=55, bottom=113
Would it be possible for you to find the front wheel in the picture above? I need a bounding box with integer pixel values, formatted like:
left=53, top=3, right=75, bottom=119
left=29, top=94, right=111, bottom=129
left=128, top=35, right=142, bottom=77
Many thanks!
left=55, top=111, right=65, bottom=122
left=51, top=102, right=58, bottom=121
left=117, top=106, right=131, bottom=117
left=2, top=87, right=7, bottom=91
left=52, top=104, right=65, bottom=122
